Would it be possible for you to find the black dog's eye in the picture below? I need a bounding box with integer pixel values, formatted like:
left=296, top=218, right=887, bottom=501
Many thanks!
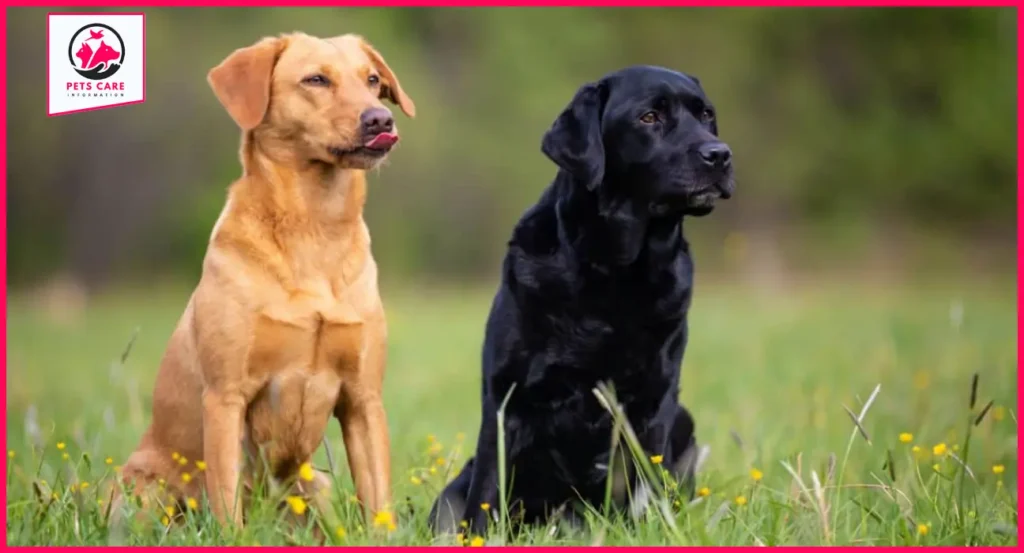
left=639, top=111, right=659, bottom=124
left=368, top=74, right=380, bottom=86
left=301, top=74, right=331, bottom=87
left=701, top=108, right=715, bottom=122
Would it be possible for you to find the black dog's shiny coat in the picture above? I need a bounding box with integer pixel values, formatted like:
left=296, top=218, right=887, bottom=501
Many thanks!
left=429, top=66, right=734, bottom=536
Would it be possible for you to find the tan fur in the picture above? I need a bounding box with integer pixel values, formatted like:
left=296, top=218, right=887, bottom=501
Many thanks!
left=113, top=31, right=415, bottom=530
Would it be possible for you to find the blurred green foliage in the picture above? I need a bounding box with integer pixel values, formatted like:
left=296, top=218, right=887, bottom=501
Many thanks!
left=7, top=8, right=1016, bottom=289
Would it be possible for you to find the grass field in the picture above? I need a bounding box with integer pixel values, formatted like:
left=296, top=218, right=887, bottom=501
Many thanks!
left=5, top=277, right=1019, bottom=545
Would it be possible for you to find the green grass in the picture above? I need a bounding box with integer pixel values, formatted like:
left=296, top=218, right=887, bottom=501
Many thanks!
left=5, top=278, right=1019, bottom=545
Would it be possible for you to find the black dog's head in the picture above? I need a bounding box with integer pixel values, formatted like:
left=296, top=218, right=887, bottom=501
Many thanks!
left=541, top=66, right=734, bottom=217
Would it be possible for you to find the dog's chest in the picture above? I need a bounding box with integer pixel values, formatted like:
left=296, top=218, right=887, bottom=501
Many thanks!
left=244, top=283, right=375, bottom=472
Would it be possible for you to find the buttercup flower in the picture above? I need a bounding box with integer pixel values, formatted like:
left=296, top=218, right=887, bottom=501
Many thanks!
left=56, top=442, right=66, bottom=451
left=373, top=509, right=397, bottom=532
left=299, top=462, right=315, bottom=482
left=172, top=452, right=180, bottom=461
left=164, top=505, right=176, bottom=517
left=697, top=487, right=711, bottom=497
left=410, top=476, right=423, bottom=486
left=286, top=496, right=307, bottom=516
left=480, top=503, right=490, bottom=511
left=734, top=496, right=747, bottom=506
left=178, top=457, right=188, bottom=466
left=932, top=443, right=947, bottom=456
left=105, top=457, right=113, bottom=465
left=993, top=464, right=1005, bottom=475
left=335, top=526, right=346, bottom=539
left=62, top=453, right=70, bottom=461
left=7, top=450, right=14, bottom=459
left=187, top=497, right=199, bottom=509
left=650, top=455, right=664, bottom=465
left=195, top=460, right=207, bottom=471
left=470, top=536, right=485, bottom=547
left=750, top=468, right=763, bottom=482
left=181, top=473, right=192, bottom=483
left=899, top=433, right=913, bottom=443
left=917, top=523, right=928, bottom=536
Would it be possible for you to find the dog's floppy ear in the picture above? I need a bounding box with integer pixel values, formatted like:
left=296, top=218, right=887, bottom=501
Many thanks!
left=359, top=38, right=416, bottom=118
left=541, top=82, right=606, bottom=191
left=207, top=36, right=286, bottom=130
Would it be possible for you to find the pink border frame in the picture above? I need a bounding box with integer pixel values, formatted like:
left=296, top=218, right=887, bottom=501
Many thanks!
left=1, top=1, right=1021, bottom=550
left=45, top=11, right=146, bottom=116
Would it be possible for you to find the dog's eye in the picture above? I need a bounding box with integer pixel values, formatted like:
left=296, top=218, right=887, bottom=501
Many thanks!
left=701, top=108, right=715, bottom=122
left=368, top=74, right=380, bottom=86
left=301, top=74, right=331, bottom=87
left=639, top=111, right=659, bottom=124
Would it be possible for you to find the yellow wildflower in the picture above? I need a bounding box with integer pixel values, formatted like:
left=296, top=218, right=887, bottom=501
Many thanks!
left=105, top=457, right=113, bottom=465
left=917, top=523, right=928, bottom=535
left=181, top=473, right=192, bottom=483
left=470, top=536, right=485, bottom=547
left=650, top=455, right=664, bottom=465
left=993, top=406, right=1006, bottom=421
left=187, top=497, right=198, bottom=510
left=436, top=457, right=446, bottom=466
left=911, top=445, right=922, bottom=454
left=172, top=452, right=180, bottom=461
left=734, top=495, right=747, bottom=506
left=158, top=478, right=166, bottom=488
left=480, top=502, right=491, bottom=511
left=993, top=464, right=1005, bottom=475
left=373, top=509, right=397, bottom=532
left=178, top=457, right=188, bottom=466
left=932, top=443, right=947, bottom=456
left=299, top=462, right=315, bottom=482
left=51, top=492, right=58, bottom=500
left=80, top=482, right=90, bottom=490
left=899, top=433, right=913, bottom=443
left=56, top=442, right=66, bottom=450
left=750, top=468, right=763, bottom=482
left=428, top=442, right=443, bottom=455
left=460, top=520, right=468, bottom=528
left=410, top=476, right=423, bottom=486
left=285, top=496, right=307, bottom=515
left=7, top=450, right=14, bottom=459
left=697, top=487, right=711, bottom=497
left=430, top=466, right=438, bottom=475
left=62, top=453, right=69, bottom=461
left=195, top=460, right=207, bottom=471
left=161, top=515, right=170, bottom=526
left=932, top=464, right=941, bottom=472
left=456, top=533, right=466, bottom=545
left=164, top=505, right=176, bottom=517
left=335, top=526, right=346, bottom=539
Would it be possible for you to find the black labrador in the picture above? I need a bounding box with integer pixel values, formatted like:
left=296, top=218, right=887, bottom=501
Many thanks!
left=429, top=65, right=735, bottom=537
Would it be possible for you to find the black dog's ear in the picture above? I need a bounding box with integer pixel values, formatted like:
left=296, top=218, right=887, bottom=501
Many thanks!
left=541, top=82, right=605, bottom=191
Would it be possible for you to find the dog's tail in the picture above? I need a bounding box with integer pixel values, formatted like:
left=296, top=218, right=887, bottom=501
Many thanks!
left=427, top=457, right=475, bottom=536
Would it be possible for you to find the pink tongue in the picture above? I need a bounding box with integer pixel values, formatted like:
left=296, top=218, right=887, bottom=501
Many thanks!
left=366, top=132, right=398, bottom=149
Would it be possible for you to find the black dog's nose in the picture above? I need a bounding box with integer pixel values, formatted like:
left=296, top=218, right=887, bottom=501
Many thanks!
left=360, top=107, right=394, bottom=135
left=698, top=142, right=732, bottom=169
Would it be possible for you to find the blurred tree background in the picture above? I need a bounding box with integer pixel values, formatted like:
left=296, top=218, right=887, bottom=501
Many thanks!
left=6, top=7, right=1016, bottom=296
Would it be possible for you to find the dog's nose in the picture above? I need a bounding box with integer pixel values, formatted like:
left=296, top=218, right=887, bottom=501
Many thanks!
left=698, top=142, right=732, bottom=169
left=361, top=107, right=394, bottom=135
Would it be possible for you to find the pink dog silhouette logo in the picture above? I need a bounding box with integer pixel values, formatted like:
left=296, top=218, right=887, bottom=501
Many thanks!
left=67, top=23, right=124, bottom=80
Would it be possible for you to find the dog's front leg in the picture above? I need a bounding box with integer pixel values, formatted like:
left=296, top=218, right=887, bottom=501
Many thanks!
left=203, top=389, right=247, bottom=527
left=462, top=411, right=501, bottom=537
left=336, top=338, right=392, bottom=519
